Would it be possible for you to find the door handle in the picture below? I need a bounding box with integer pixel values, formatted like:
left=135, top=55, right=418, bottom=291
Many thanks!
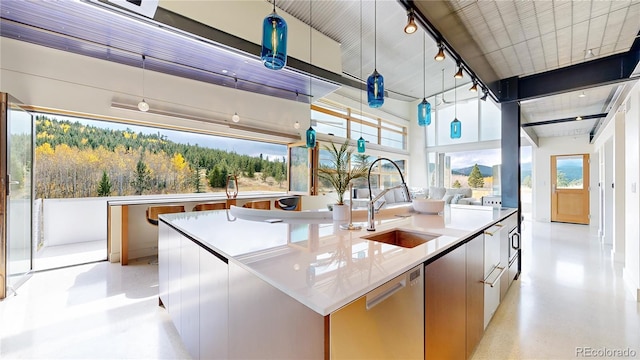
left=511, top=232, right=520, bottom=250
left=366, top=278, right=406, bottom=310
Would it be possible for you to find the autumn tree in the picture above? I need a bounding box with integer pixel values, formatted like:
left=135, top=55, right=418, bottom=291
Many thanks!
left=97, top=170, right=112, bottom=196
left=467, top=164, right=485, bottom=188
left=452, top=180, right=462, bottom=188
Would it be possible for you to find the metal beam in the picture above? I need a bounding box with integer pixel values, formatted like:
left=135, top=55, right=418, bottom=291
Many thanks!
left=522, top=113, right=607, bottom=127
left=497, top=33, right=640, bottom=103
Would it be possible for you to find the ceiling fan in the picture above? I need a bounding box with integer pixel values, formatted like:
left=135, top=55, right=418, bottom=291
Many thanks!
left=435, top=68, right=453, bottom=106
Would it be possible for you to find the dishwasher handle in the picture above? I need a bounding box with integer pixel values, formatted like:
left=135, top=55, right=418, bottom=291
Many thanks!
left=366, top=278, right=406, bottom=310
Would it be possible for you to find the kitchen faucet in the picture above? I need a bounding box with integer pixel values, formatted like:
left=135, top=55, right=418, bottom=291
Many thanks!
left=367, top=158, right=411, bottom=231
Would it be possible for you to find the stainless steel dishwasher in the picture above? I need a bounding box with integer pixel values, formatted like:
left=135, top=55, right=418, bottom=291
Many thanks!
left=330, top=265, right=424, bottom=359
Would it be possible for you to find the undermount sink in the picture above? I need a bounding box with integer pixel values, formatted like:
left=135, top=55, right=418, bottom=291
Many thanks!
left=363, top=229, right=438, bottom=248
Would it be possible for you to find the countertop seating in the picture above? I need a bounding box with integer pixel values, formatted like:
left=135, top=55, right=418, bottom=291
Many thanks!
left=146, top=205, right=186, bottom=226
left=192, top=203, right=226, bottom=211
left=242, top=200, right=271, bottom=210
left=274, top=197, right=300, bottom=211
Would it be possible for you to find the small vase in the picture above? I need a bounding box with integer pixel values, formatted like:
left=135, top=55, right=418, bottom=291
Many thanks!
left=332, top=204, right=349, bottom=221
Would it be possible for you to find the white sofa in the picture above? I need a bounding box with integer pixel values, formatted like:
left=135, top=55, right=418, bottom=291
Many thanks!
left=424, top=186, right=479, bottom=205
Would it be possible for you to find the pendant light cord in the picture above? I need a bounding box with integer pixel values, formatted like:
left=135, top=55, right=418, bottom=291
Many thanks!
left=454, top=77, right=457, bottom=118
left=273, top=0, right=275, bottom=12
left=359, top=0, right=363, bottom=137
left=374, top=0, right=377, bottom=70
left=422, top=33, right=425, bottom=99
left=309, top=0, right=312, bottom=103
left=141, top=54, right=145, bottom=99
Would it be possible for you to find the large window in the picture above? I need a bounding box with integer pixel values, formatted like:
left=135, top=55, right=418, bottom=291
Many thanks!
left=34, top=113, right=288, bottom=198
left=313, top=102, right=407, bottom=151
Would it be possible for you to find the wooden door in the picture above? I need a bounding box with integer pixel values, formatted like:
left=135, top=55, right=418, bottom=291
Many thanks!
left=551, top=154, right=590, bottom=224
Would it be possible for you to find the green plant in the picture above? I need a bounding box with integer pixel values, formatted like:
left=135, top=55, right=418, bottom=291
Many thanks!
left=317, top=141, right=369, bottom=205
left=97, top=170, right=112, bottom=196
left=468, top=163, right=485, bottom=188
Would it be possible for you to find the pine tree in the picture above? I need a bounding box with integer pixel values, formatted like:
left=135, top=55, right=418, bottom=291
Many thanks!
left=97, top=170, right=112, bottom=196
left=452, top=180, right=462, bottom=188
left=467, top=164, right=485, bottom=188
left=132, top=159, right=151, bottom=195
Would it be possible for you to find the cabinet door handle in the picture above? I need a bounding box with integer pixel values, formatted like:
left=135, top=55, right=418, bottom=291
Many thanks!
left=511, top=233, right=520, bottom=250
left=484, top=226, right=501, bottom=236
left=366, top=279, right=406, bottom=310
left=482, top=266, right=506, bottom=287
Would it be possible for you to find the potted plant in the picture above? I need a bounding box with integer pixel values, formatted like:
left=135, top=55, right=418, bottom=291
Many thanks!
left=317, top=140, right=369, bottom=221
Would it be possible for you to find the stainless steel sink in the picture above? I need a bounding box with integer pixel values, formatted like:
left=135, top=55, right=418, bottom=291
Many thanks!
left=363, top=229, right=438, bottom=248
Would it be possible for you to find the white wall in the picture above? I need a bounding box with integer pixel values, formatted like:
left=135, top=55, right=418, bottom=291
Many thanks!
left=42, top=198, right=107, bottom=246
left=0, top=37, right=310, bottom=142
left=532, top=135, right=597, bottom=226
left=159, top=0, right=343, bottom=75
left=623, top=82, right=640, bottom=300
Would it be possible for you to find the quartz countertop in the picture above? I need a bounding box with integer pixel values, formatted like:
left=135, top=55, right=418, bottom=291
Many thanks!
left=160, top=204, right=517, bottom=315
left=106, top=191, right=287, bottom=206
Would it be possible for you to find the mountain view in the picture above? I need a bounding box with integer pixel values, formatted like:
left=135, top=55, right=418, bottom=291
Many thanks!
left=33, top=115, right=288, bottom=198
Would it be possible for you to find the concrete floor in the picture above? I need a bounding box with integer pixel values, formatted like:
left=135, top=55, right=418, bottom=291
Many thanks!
left=1, top=218, right=638, bottom=359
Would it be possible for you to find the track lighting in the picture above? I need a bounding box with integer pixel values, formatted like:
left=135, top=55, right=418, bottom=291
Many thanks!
left=576, top=116, right=583, bottom=121
left=294, top=121, right=300, bottom=129
left=578, top=91, right=586, bottom=98
left=480, top=89, right=488, bottom=101
left=469, top=80, right=478, bottom=92
left=454, top=63, right=464, bottom=79
left=434, top=42, right=445, bottom=61
left=584, top=49, right=594, bottom=59
left=403, top=9, right=417, bottom=34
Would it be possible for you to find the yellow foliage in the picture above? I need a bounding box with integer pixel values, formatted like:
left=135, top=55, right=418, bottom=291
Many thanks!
left=60, top=124, right=70, bottom=133
left=171, top=153, right=187, bottom=171
left=123, top=132, right=131, bottom=139
left=81, top=138, right=88, bottom=145
left=36, top=143, right=55, bottom=156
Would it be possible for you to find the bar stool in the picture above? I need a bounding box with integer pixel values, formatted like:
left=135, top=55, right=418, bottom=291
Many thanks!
left=275, top=197, right=299, bottom=211
left=192, top=203, right=226, bottom=211
left=146, top=205, right=185, bottom=225
left=242, top=200, right=271, bottom=210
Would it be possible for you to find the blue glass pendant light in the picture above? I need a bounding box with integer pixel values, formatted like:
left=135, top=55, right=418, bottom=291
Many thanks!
left=367, top=0, right=384, bottom=108
left=357, top=137, right=366, bottom=153
left=418, top=34, right=431, bottom=126
left=306, top=126, right=316, bottom=148
left=450, top=78, right=461, bottom=139
left=261, top=0, right=288, bottom=70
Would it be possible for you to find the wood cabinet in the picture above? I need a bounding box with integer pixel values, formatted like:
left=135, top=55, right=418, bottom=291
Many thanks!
left=425, top=244, right=467, bottom=360
left=465, top=234, right=484, bottom=359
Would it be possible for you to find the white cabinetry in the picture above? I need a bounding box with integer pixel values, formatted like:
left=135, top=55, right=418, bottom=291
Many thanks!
left=158, top=222, right=229, bottom=359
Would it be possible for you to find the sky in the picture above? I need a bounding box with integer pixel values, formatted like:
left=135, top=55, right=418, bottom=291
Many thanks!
left=40, top=113, right=287, bottom=161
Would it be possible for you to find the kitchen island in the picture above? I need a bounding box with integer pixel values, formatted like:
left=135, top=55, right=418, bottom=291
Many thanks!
left=158, top=204, right=518, bottom=359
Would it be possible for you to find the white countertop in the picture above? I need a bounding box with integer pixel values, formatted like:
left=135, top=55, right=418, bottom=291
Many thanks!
left=160, top=204, right=516, bottom=315
left=106, top=191, right=288, bottom=206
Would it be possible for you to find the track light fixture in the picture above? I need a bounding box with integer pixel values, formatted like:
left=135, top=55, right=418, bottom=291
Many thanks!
left=576, top=116, right=583, bottom=121
left=469, top=80, right=478, bottom=92
left=403, top=9, right=417, bottom=34
left=454, top=62, right=464, bottom=79
left=480, top=89, right=489, bottom=101
left=434, top=42, right=445, bottom=61
left=579, top=91, right=586, bottom=98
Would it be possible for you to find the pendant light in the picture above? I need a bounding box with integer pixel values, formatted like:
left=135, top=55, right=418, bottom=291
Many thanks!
left=469, top=80, right=478, bottom=92
left=305, top=0, right=316, bottom=148
left=367, top=0, right=384, bottom=108
left=450, top=78, right=461, bottom=139
left=357, top=0, right=366, bottom=153
left=231, top=77, right=240, bottom=122
left=261, top=0, right=288, bottom=70
left=418, top=33, right=431, bottom=127
left=137, top=55, right=149, bottom=112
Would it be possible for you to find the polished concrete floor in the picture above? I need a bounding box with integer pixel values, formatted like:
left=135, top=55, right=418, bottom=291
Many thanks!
left=1, top=219, right=639, bottom=359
